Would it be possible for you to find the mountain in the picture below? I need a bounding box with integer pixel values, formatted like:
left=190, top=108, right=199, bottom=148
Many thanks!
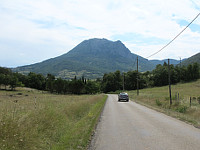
left=14, top=38, right=194, bottom=79
left=13, top=38, right=156, bottom=79
left=149, top=59, right=181, bottom=66
left=181, top=52, right=200, bottom=66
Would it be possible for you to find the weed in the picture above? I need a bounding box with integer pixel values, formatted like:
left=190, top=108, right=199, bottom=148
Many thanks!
left=0, top=88, right=107, bottom=149
left=165, top=97, right=169, bottom=101
left=198, top=97, right=200, bottom=104
left=175, top=105, right=188, bottom=113
left=128, top=79, right=200, bottom=127
left=155, top=99, right=162, bottom=106
left=173, top=101, right=180, bottom=107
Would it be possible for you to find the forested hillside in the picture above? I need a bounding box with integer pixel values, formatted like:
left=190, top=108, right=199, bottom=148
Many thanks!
left=13, top=38, right=155, bottom=79
left=182, top=52, right=200, bottom=66
left=13, top=39, right=199, bottom=80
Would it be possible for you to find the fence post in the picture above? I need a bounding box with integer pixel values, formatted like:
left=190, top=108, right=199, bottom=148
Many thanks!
left=190, top=97, right=191, bottom=107
left=35, top=97, right=37, bottom=109
left=178, top=93, right=179, bottom=103
left=175, top=93, right=177, bottom=102
left=168, top=59, right=172, bottom=106
left=13, top=103, right=16, bottom=119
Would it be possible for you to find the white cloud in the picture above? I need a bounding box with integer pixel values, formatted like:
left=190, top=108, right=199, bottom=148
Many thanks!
left=0, top=0, right=200, bottom=67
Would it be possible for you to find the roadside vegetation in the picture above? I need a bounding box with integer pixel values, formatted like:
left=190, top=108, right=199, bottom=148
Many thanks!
left=0, top=88, right=107, bottom=150
left=127, top=79, right=200, bottom=127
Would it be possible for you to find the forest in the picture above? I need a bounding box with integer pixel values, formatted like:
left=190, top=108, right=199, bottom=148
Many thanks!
left=0, top=62, right=199, bottom=94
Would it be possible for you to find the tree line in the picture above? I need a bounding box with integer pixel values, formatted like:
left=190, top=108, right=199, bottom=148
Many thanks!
left=101, top=62, right=200, bottom=93
left=0, top=67, right=100, bottom=94
left=0, top=62, right=199, bottom=94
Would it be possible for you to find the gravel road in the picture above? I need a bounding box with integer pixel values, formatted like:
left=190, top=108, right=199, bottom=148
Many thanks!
left=89, top=94, right=200, bottom=150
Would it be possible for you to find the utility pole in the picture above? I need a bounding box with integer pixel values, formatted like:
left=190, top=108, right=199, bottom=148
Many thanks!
left=179, top=57, right=182, bottom=81
left=123, top=72, right=125, bottom=91
left=137, top=56, right=139, bottom=96
left=168, top=59, right=172, bottom=106
left=180, top=57, right=182, bottom=67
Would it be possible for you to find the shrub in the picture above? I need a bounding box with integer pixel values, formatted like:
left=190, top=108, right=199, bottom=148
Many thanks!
left=173, top=101, right=180, bottom=106
left=175, top=105, right=188, bottom=113
left=197, top=97, right=200, bottom=104
left=156, top=99, right=162, bottom=106
left=165, top=97, right=169, bottom=101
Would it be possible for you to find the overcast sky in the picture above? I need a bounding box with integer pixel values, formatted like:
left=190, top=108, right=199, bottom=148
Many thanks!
left=0, top=0, right=200, bottom=67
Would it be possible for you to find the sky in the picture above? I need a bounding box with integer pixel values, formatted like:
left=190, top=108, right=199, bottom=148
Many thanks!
left=0, top=0, right=200, bottom=68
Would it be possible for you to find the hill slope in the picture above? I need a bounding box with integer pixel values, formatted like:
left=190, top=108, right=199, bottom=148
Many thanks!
left=14, top=38, right=156, bottom=79
left=150, top=59, right=181, bottom=66
left=14, top=38, right=194, bottom=79
left=182, top=52, right=200, bottom=66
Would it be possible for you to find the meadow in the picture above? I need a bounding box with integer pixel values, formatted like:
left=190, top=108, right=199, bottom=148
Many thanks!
left=0, top=88, right=107, bottom=150
left=128, top=79, right=200, bottom=127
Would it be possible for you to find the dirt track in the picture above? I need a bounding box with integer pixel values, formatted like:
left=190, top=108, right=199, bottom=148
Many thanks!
left=89, top=94, right=200, bottom=150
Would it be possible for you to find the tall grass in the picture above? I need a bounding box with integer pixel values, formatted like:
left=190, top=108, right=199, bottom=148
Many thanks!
left=127, top=79, right=200, bottom=127
left=0, top=88, right=107, bottom=150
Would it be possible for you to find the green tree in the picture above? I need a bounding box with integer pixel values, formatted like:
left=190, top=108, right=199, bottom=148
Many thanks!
left=3, top=75, right=10, bottom=90
left=69, top=79, right=84, bottom=94
left=186, top=64, right=193, bottom=81
left=63, top=80, right=70, bottom=94
left=46, top=74, right=55, bottom=93
left=101, top=71, right=123, bottom=93
left=101, top=73, right=115, bottom=93
left=13, top=72, right=26, bottom=86
left=152, top=64, right=168, bottom=86
left=53, top=78, right=65, bottom=94
left=192, top=63, right=200, bottom=80
left=141, top=71, right=153, bottom=87
left=85, top=81, right=100, bottom=94
left=27, top=72, right=46, bottom=90
left=0, top=67, right=12, bottom=75
left=125, top=71, right=137, bottom=90
left=114, top=70, right=122, bottom=91
left=9, top=75, right=19, bottom=90
left=0, top=74, right=5, bottom=89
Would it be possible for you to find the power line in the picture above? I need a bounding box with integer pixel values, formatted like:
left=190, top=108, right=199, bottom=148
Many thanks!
left=146, top=12, right=200, bottom=59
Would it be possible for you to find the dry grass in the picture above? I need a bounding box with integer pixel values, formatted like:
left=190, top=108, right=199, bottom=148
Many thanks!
left=0, top=88, right=107, bottom=150
left=127, top=79, right=200, bottom=127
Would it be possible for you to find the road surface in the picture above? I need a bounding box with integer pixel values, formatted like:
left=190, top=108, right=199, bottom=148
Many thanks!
left=89, top=94, right=200, bottom=150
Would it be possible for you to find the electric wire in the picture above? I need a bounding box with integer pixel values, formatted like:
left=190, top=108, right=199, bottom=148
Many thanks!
left=146, top=12, right=200, bottom=59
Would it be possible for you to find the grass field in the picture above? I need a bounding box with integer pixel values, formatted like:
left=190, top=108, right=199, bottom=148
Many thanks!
left=0, top=88, right=107, bottom=150
left=127, top=79, right=200, bottom=127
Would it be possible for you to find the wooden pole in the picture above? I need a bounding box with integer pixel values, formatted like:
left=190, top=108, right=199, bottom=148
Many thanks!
left=123, top=73, right=125, bottom=91
left=180, top=57, right=182, bottom=81
left=137, top=56, right=139, bottom=96
left=168, top=59, right=172, bottom=106
left=178, top=93, right=179, bottom=103
left=35, top=97, right=37, bottom=109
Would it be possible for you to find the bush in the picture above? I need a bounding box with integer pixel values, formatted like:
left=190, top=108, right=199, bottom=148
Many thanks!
left=165, top=97, right=169, bottom=101
left=175, top=105, right=188, bottom=113
left=156, top=99, right=162, bottom=106
left=173, top=101, right=180, bottom=106
left=197, top=97, right=200, bottom=104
